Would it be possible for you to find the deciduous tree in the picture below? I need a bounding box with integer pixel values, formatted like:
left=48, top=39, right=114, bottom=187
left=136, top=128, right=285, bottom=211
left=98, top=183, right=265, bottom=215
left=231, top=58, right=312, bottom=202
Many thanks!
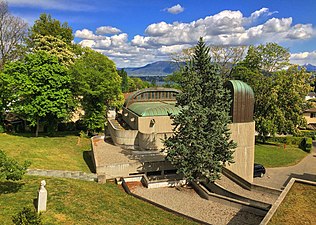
left=164, top=38, right=236, bottom=182
left=209, top=45, right=247, bottom=78
left=32, top=35, right=75, bottom=67
left=232, top=43, right=310, bottom=140
left=0, top=1, right=28, bottom=69
left=1, top=51, right=74, bottom=136
left=70, top=50, right=123, bottom=132
left=28, top=13, right=73, bottom=46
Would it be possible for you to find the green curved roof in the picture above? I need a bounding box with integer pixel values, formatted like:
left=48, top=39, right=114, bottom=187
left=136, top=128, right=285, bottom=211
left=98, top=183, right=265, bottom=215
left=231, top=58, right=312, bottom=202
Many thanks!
left=228, top=80, right=254, bottom=97
left=128, top=102, right=180, bottom=117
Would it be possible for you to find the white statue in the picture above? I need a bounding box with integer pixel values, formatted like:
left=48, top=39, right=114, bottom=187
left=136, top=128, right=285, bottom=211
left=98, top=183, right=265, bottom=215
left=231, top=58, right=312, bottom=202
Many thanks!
left=37, top=180, right=47, bottom=212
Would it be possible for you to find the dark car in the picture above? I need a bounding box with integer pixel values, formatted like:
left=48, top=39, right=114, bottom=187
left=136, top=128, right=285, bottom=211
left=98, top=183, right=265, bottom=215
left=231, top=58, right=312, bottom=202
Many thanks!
left=254, top=163, right=266, bottom=178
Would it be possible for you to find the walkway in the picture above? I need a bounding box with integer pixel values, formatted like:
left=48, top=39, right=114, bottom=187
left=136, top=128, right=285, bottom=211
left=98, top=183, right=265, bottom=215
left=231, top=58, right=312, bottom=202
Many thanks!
left=92, top=135, right=166, bottom=179
left=253, top=143, right=316, bottom=189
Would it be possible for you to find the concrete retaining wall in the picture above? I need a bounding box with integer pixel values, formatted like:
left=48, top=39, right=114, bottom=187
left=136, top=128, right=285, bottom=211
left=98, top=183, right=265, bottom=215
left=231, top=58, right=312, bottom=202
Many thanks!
left=27, top=169, right=97, bottom=182
left=260, top=178, right=316, bottom=225
left=191, top=181, right=267, bottom=217
left=107, top=119, right=138, bottom=147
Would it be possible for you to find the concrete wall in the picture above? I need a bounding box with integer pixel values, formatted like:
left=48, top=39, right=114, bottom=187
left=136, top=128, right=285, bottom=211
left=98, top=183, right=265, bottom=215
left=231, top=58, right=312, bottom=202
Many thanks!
left=108, top=118, right=173, bottom=150
left=107, top=119, right=138, bottom=147
left=138, top=116, right=174, bottom=134
left=109, top=114, right=255, bottom=182
left=138, top=132, right=173, bottom=150
left=122, top=107, right=174, bottom=134
left=226, top=122, right=255, bottom=183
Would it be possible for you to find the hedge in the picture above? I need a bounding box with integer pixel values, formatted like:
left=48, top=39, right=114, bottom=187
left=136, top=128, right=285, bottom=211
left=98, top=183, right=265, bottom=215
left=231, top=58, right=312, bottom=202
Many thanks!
left=257, top=136, right=312, bottom=153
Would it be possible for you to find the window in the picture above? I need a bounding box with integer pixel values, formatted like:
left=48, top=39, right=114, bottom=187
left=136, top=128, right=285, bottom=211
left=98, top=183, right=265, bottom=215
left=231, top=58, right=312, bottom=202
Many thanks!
left=311, top=113, right=316, bottom=118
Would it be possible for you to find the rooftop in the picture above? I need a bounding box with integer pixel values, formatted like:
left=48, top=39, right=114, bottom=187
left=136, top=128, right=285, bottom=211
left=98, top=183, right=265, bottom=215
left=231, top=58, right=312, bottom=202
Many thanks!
left=128, top=101, right=180, bottom=117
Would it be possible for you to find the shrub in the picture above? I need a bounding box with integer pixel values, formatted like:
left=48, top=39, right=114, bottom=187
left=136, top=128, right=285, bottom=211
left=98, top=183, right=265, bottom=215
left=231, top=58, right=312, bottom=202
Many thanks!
left=304, top=138, right=313, bottom=153
left=0, top=150, right=30, bottom=181
left=0, top=125, right=5, bottom=133
left=12, top=207, right=42, bottom=225
left=266, top=136, right=305, bottom=145
left=298, top=137, right=313, bottom=153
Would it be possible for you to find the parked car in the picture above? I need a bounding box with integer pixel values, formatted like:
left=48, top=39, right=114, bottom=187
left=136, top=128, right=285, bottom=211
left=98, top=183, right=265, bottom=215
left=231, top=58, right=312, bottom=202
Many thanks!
left=254, top=163, right=266, bottom=177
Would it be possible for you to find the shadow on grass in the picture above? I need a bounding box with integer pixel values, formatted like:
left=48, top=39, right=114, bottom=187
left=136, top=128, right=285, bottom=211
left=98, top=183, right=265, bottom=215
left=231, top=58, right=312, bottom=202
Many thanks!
left=9, top=131, right=81, bottom=138
left=83, top=151, right=96, bottom=173
left=0, top=181, right=24, bottom=194
left=255, top=141, right=280, bottom=146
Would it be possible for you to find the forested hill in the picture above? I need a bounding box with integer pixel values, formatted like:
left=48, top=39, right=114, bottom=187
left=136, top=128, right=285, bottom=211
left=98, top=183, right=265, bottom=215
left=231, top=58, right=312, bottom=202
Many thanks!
left=121, top=61, right=184, bottom=76
left=303, top=64, right=316, bottom=72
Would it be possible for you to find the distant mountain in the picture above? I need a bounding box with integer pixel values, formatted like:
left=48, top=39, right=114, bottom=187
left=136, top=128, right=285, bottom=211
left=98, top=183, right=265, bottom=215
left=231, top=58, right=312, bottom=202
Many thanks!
left=302, top=64, right=316, bottom=72
left=121, top=61, right=184, bottom=77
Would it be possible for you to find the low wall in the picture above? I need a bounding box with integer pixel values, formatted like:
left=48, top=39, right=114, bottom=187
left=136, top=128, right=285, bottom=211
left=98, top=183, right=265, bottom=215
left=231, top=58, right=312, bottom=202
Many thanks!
left=260, top=178, right=316, bottom=225
left=191, top=181, right=268, bottom=217
left=107, top=119, right=138, bottom=147
left=141, top=174, right=186, bottom=189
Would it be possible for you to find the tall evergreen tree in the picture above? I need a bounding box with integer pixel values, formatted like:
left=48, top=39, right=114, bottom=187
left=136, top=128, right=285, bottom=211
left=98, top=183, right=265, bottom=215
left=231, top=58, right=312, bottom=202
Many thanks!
left=164, top=38, right=236, bottom=182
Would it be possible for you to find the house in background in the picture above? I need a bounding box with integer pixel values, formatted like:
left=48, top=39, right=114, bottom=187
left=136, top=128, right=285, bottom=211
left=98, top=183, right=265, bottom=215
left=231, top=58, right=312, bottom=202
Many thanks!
left=303, top=108, right=316, bottom=129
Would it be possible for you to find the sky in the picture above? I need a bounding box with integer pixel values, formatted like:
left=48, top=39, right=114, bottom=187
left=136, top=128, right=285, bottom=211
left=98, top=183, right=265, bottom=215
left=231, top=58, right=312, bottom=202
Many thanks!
left=6, top=0, right=316, bottom=68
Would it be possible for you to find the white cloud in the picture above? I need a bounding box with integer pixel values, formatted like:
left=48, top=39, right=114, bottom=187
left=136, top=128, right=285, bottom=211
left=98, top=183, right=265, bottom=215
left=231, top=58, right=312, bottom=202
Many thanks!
left=165, top=4, right=184, bottom=14
left=244, top=8, right=278, bottom=25
left=79, top=39, right=96, bottom=48
left=75, top=8, right=316, bottom=67
left=75, top=29, right=104, bottom=40
left=286, top=24, right=314, bottom=39
left=96, top=26, right=122, bottom=35
left=290, top=51, right=316, bottom=65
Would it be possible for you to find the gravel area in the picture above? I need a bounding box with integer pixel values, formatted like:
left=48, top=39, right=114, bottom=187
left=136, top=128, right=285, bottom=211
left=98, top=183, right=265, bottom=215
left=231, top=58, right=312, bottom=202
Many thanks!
left=132, top=184, right=263, bottom=225
left=215, top=175, right=279, bottom=204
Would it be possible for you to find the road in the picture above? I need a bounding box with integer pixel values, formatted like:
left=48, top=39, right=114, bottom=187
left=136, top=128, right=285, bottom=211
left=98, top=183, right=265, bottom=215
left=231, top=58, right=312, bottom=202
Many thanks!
left=253, top=142, right=316, bottom=189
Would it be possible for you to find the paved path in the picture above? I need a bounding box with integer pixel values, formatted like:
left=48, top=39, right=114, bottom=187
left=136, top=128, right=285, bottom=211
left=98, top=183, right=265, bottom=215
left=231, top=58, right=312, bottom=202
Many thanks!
left=253, top=142, right=316, bottom=189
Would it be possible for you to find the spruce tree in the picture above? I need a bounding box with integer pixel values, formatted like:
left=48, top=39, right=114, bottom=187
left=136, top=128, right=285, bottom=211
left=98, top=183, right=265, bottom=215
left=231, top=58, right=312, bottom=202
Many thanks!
left=164, top=38, right=236, bottom=182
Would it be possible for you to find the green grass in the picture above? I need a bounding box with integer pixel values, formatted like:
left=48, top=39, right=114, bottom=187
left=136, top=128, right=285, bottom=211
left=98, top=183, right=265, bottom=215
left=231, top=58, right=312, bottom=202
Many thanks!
left=0, top=176, right=197, bottom=225
left=255, top=142, right=308, bottom=167
left=0, top=133, right=93, bottom=172
left=268, top=182, right=316, bottom=225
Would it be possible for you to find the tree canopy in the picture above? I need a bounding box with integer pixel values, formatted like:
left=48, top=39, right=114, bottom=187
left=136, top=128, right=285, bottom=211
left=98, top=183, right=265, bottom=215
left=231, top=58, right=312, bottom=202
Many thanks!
left=70, top=50, right=123, bottom=132
left=164, top=38, right=236, bottom=182
left=28, top=13, right=73, bottom=45
left=231, top=43, right=310, bottom=140
left=0, top=51, right=74, bottom=136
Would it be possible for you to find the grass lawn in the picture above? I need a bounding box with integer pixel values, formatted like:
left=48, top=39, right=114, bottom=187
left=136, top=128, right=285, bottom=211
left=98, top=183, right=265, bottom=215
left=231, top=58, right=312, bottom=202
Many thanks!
left=0, top=133, right=93, bottom=173
left=268, top=182, right=316, bottom=225
left=0, top=176, right=197, bottom=225
left=255, top=142, right=308, bottom=167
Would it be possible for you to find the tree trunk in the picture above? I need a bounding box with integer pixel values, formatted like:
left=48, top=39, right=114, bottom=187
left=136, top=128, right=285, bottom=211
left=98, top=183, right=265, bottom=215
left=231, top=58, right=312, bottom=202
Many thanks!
left=36, top=117, right=39, bottom=137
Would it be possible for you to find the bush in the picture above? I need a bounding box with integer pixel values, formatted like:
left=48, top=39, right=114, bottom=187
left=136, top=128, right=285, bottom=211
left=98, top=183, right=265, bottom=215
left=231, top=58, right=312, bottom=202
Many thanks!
left=296, top=130, right=316, bottom=140
left=12, top=207, right=42, bottom=225
left=0, top=125, right=5, bottom=133
left=0, top=150, right=30, bottom=181
left=300, top=137, right=313, bottom=153
left=305, top=138, right=313, bottom=153
left=266, top=136, right=305, bottom=145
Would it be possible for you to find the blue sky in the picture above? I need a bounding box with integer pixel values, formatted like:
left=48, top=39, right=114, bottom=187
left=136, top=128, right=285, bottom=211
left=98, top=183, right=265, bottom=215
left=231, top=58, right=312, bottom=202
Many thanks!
left=7, top=0, right=316, bottom=67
